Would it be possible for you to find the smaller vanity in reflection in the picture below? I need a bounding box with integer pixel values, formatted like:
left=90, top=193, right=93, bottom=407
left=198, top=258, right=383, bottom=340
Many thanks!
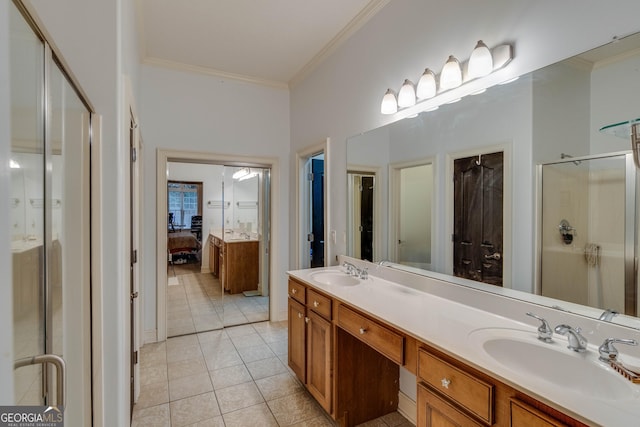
left=209, top=230, right=259, bottom=294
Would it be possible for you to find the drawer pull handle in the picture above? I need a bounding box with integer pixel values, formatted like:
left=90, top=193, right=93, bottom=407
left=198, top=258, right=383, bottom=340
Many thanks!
left=305, top=317, right=309, bottom=324
left=297, top=312, right=302, bottom=319
left=359, top=327, right=367, bottom=335
left=291, top=288, right=297, bottom=294
left=313, top=301, right=319, bottom=307
left=441, top=378, right=451, bottom=389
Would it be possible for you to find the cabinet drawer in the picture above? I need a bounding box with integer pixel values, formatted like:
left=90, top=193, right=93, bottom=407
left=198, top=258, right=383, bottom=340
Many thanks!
left=510, top=399, right=567, bottom=427
left=288, top=279, right=306, bottom=304
left=418, top=349, right=494, bottom=424
left=307, top=288, right=332, bottom=320
left=337, top=304, right=404, bottom=365
left=418, top=383, right=483, bottom=427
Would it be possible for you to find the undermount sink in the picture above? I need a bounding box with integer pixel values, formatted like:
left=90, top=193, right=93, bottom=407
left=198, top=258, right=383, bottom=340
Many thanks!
left=309, top=271, right=360, bottom=286
left=468, top=328, right=640, bottom=401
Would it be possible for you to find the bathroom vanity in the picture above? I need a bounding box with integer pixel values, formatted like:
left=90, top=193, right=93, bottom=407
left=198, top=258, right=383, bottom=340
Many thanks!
left=287, top=257, right=640, bottom=427
left=209, top=231, right=259, bottom=294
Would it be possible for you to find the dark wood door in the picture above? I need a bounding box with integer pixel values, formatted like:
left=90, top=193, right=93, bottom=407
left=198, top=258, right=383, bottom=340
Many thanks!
left=360, top=176, right=374, bottom=261
left=453, top=152, right=503, bottom=286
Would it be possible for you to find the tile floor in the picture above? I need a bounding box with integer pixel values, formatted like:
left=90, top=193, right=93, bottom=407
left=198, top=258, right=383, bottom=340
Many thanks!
left=133, top=321, right=414, bottom=427
left=167, top=267, right=269, bottom=337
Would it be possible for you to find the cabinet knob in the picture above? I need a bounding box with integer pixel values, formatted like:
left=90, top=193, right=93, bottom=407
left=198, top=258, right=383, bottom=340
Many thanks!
left=359, top=327, right=366, bottom=335
left=441, top=378, right=451, bottom=389
left=305, top=317, right=309, bottom=324
left=313, top=300, right=319, bottom=307
left=291, top=288, right=297, bottom=294
left=297, top=312, right=302, bottom=319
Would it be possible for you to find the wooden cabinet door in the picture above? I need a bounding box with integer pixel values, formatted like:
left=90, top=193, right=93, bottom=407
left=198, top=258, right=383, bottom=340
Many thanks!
left=288, top=298, right=306, bottom=383
left=417, top=384, right=483, bottom=427
left=510, top=399, right=567, bottom=427
left=306, top=309, right=332, bottom=413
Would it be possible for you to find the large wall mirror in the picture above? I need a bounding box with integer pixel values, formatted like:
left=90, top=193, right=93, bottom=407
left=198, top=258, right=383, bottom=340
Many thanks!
left=346, top=31, right=640, bottom=330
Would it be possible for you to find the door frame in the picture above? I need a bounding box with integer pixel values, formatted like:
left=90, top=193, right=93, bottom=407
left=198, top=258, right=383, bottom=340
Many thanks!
left=156, top=149, right=279, bottom=341
left=346, top=165, right=382, bottom=262
left=295, top=140, right=329, bottom=269
left=389, top=157, right=435, bottom=267
left=446, top=144, right=512, bottom=288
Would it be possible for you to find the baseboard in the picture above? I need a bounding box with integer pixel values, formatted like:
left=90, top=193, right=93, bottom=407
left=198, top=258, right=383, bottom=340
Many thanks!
left=398, top=390, right=417, bottom=425
left=273, top=309, right=288, bottom=322
left=144, top=329, right=157, bottom=344
left=200, top=267, right=211, bottom=274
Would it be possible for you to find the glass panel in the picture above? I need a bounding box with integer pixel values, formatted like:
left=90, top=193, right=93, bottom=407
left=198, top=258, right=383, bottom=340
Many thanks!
left=10, top=3, right=45, bottom=405
left=222, top=167, right=269, bottom=327
left=541, top=155, right=630, bottom=312
left=398, top=164, right=432, bottom=269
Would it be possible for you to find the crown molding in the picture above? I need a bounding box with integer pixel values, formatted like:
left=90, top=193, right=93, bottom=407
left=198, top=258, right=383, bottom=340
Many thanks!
left=288, top=0, right=390, bottom=89
left=142, top=57, right=289, bottom=90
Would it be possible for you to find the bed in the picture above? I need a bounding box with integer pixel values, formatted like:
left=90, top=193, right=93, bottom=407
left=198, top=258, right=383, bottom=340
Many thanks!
left=168, top=231, right=201, bottom=261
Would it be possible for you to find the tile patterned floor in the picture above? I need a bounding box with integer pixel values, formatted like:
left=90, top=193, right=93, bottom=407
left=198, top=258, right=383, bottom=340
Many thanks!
left=133, top=321, right=414, bottom=427
left=167, top=268, right=269, bottom=337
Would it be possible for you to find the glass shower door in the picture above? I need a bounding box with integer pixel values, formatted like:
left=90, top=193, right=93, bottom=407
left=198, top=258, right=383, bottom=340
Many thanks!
left=539, top=153, right=636, bottom=316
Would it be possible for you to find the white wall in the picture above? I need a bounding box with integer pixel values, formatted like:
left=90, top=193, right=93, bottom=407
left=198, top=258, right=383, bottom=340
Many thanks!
left=139, top=64, right=290, bottom=333
left=290, top=0, right=640, bottom=280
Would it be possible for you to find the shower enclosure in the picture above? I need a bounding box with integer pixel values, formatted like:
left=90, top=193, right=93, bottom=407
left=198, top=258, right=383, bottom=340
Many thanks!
left=537, top=152, right=638, bottom=316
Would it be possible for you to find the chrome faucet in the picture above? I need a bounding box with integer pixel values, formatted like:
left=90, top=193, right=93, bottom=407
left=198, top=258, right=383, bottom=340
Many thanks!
left=377, top=260, right=392, bottom=266
left=526, top=312, right=553, bottom=343
left=598, top=309, right=619, bottom=322
left=342, top=262, right=368, bottom=279
left=554, top=324, right=588, bottom=352
left=598, top=338, right=638, bottom=362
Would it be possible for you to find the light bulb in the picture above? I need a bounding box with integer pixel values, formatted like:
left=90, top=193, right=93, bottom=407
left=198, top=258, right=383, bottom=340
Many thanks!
left=416, top=68, right=437, bottom=100
left=440, top=55, right=462, bottom=90
left=381, top=89, right=398, bottom=115
left=468, top=40, right=493, bottom=78
left=397, top=79, right=416, bottom=108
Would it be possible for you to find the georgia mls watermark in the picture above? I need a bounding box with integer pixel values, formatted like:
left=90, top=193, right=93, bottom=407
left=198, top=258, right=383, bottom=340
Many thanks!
left=0, top=406, right=63, bottom=427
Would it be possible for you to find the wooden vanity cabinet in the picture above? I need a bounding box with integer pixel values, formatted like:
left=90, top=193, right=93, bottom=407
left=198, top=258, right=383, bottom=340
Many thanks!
left=287, top=278, right=333, bottom=414
left=416, top=346, right=585, bottom=427
left=209, top=236, right=221, bottom=277
left=222, top=240, right=258, bottom=294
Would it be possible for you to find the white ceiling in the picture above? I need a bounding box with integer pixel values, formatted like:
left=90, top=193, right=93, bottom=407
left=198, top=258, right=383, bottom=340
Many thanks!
left=136, top=0, right=389, bottom=89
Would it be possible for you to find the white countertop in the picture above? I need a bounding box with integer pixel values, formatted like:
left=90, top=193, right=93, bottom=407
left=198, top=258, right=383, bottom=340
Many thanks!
left=210, top=230, right=259, bottom=243
left=288, top=261, right=640, bottom=427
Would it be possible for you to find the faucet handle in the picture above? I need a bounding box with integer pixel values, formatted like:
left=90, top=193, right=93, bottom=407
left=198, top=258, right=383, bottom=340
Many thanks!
left=526, top=312, right=553, bottom=342
left=360, top=267, right=368, bottom=280
left=599, top=338, right=638, bottom=362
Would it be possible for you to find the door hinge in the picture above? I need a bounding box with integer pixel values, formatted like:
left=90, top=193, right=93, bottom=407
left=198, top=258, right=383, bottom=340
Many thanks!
left=131, top=146, right=137, bottom=162
left=358, top=184, right=363, bottom=192
left=132, top=249, right=138, bottom=264
left=133, top=350, right=138, bottom=365
left=307, top=233, right=314, bottom=242
left=359, top=225, right=363, bottom=232
left=307, top=172, right=314, bottom=181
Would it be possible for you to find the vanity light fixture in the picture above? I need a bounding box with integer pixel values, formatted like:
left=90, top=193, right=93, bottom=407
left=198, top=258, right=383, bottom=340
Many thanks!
left=380, top=41, right=514, bottom=115
left=397, top=79, right=417, bottom=108
left=10, top=159, right=20, bottom=169
left=468, top=40, right=493, bottom=78
left=238, top=169, right=258, bottom=181
left=416, top=68, right=437, bottom=100
left=440, top=55, right=463, bottom=90
left=381, top=88, right=398, bottom=114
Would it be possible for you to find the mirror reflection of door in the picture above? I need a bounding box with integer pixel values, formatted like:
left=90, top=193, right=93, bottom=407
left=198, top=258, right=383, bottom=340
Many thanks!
left=310, top=156, right=325, bottom=267
left=348, top=172, right=375, bottom=261
left=395, top=163, right=433, bottom=269
left=453, top=151, right=504, bottom=286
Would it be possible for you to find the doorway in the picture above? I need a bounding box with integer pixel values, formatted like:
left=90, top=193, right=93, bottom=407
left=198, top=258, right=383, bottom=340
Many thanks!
left=452, top=151, right=504, bottom=286
left=10, top=2, right=93, bottom=422
left=347, top=171, right=376, bottom=261
left=157, top=153, right=278, bottom=342
left=389, top=160, right=434, bottom=269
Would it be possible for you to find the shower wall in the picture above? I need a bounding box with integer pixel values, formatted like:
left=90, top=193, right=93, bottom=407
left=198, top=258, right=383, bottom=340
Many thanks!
left=541, top=158, right=626, bottom=311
